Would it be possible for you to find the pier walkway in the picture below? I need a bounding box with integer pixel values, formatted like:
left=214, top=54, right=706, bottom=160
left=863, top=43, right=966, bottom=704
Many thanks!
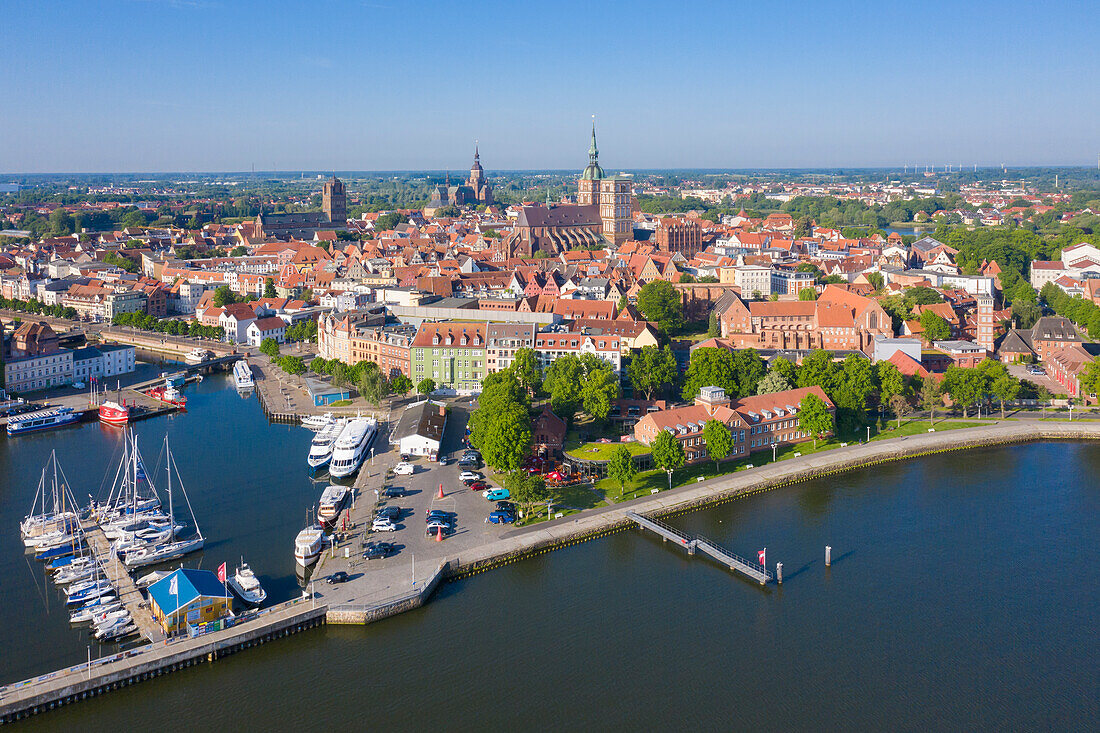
left=0, top=598, right=326, bottom=724
left=625, top=512, right=771, bottom=584
left=81, top=525, right=165, bottom=643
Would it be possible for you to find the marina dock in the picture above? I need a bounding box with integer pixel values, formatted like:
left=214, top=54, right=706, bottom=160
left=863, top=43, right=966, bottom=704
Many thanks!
left=81, top=524, right=165, bottom=643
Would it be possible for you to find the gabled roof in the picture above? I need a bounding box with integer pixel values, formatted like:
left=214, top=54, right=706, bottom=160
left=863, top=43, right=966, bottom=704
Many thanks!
left=148, top=568, right=230, bottom=617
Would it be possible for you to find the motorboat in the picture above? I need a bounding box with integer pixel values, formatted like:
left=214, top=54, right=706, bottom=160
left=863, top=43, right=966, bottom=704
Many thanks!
left=294, top=525, right=324, bottom=567
left=7, top=407, right=79, bottom=436
left=185, top=348, right=211, bottom=364
left=96, top=621, right=138, bottom=642
left=226, top=562, right=267, bottom=605
left=307, top=419, right=346, bottom=473
left=145, top=385, right=186, bottom=408
left=135, top=569, right=172, bottom=588
left=98, top=400, right=130, bottom=426
left=234, top=359, right=255, bottom=390
left=328, top=417, right=378, bottom=479
left=317, top=485, right=350, bottom=527
left=300, top=412, right=336, bottom=430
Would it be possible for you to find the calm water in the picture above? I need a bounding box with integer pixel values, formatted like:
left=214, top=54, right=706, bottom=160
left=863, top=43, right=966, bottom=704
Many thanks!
left=3, top=382, right=1099, bottom=731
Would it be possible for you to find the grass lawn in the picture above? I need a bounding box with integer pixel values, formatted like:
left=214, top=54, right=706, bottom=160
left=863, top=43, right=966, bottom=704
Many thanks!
left=565, top=440, right=651, bottom=462
left=328, top=399, right=353, bottom=407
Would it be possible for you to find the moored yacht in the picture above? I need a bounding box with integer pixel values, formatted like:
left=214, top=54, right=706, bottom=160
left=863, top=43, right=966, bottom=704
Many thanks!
left=226, top=561, right=267, bottom=605
left=98, top=400, right=130, bottom=426
left=294, top=525, right=324, bottom=567
left=234, top=359, right=254, bottom=390
left=7, top=407, right=79, bottom=436
left=300, top=412, right=335, bottom=430
left=307, top=418, right=346, bottom=473
left=317, top=485, right=350, bottom=527
left=328, top=417, right=378, bottom=479
left=185, top=347, right=211, bottom=364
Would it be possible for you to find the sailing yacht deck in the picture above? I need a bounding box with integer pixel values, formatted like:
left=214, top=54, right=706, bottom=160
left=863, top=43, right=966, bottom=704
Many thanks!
left=81, top=522, right=165, bottom=643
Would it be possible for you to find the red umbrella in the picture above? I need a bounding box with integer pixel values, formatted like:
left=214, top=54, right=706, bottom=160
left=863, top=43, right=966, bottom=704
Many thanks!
left=547, top=471, right=563, bottom=481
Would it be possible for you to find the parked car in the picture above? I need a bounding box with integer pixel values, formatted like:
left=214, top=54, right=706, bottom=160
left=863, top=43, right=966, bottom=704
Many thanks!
left=483, top=488, right=510, bottom=501
left=393, top=462, right=415, bottom=476
left=468, top=480, right=489, bottom=491
left=400, top=454, right=411, bottom=462
left=374, top=506, right=401, bottom=521
left=1028, top=366, right=1044, bottom=375
left=326, top=571, right=349, bottom=584
left=371, top=518, right=397, bottom=532
left=496, top=501, right=516, bottom=512
left=426, top=524, right=452, bottom=538
left=363, top=542, right=396, bottom=560
left=383, top=486, right=406, bottom=498
left=425, top=510, right=453, bottom=523
left=459, top=471, right=481, bottom=482
left=438, top=456, right=451, bottom=466
left=487, top=510, right=516, bottom=524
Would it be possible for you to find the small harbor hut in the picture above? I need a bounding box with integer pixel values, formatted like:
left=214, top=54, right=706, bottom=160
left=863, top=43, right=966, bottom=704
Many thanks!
left=148, top=568, right=233, bottom=635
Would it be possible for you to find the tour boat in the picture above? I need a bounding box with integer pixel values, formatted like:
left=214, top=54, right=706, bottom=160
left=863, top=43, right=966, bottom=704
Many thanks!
left=328, top=417, right=378, bottom=479
left=294, top=525, right=324, bottom=567
left=7, top=407, right=79, bottom=436
left=233, top=359, right=255, bottom=390
left=98, top=400, right=130, bottom=426
left=300, top=412, right=336, bottom=430
left=226, top=561, right=267, bottom=605
left=306, top=418, right=347, bottom=473
left=317, top=485, right=350, bottom=527
left=145, top=385, right=187, bottom=408
left=185, top=348, right=211, bottom=364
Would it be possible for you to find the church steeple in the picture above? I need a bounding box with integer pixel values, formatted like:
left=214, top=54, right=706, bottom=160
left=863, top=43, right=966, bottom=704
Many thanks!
left=581, top=117, right=604, bottom=181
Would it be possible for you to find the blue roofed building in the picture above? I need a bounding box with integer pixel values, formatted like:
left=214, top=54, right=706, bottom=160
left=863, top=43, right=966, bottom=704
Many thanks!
left=148, top=567, right=232, bottom=636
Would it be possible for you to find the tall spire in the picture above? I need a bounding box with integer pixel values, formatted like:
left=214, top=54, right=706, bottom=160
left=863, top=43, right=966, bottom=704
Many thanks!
left=581, top=116, right=604, bottom=181
left=588, top=116, right=598, bottom=163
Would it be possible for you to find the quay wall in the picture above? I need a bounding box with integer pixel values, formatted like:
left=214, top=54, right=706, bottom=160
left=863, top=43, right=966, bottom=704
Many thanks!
left=97, top=328, right=236, bottom=358
left=0, top=602, right=326, bottom=725
left=326, top=563, right=448, bottom=625
left=440, top=421, right=1100, bottom=580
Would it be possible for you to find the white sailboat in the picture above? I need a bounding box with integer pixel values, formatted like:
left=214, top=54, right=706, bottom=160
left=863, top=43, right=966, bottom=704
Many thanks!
left=122, top=436, right=204, bottom=569
left=20, top=452, right=79, bottom=545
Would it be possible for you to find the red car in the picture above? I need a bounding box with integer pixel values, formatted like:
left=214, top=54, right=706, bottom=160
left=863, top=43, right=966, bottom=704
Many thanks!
left=468, top=480, right=490, bottom=491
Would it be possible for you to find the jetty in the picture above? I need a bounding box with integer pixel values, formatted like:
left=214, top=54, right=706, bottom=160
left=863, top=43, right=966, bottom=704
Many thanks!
left=81, top=525, right=165, bottom=643
left=625, top=512, right=770, bottom=584
left=0, top=599, right=326, bottom=724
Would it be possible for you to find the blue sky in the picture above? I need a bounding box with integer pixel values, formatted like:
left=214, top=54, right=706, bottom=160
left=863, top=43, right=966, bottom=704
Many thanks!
left=2, top=0, right=1098, bottom=172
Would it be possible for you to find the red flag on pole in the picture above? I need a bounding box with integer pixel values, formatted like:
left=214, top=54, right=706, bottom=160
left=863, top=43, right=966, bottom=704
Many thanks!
left=758, top=548, right=766, bottom=566
left=217, top=562, right=227, bottom=584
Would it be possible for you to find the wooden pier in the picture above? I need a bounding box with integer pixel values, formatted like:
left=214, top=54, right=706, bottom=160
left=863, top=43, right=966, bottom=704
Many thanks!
left=0, top=599, right=327, bottom=725
left=625, top=511, right=771, bottom=585
left=81, top=524, right=165, bottom=643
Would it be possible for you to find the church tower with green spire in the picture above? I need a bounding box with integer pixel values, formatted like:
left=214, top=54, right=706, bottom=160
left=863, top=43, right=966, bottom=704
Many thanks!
left=576, top=119, right=632, bottom=245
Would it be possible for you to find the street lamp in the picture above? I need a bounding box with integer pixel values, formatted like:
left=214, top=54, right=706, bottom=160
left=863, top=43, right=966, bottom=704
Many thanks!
left=866, top=425, right=871, bottom=443
left=771, top=441, right=777, bottom=463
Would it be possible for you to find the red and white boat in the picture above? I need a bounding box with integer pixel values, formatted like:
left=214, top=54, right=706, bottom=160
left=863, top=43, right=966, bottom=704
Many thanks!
left=98, top=400, right=130, bottom=426
left=145, top=385, right=187, bottom=409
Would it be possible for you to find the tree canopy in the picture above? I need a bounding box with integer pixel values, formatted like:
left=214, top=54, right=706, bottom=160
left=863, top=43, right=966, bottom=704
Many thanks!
left=636, top=280, right=684, bottom=333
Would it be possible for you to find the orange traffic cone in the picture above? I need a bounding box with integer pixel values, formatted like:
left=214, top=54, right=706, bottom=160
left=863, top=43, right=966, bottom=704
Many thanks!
left=435, top=526, right=443, bottom=542
left=437, top=483, right=444, bottom=499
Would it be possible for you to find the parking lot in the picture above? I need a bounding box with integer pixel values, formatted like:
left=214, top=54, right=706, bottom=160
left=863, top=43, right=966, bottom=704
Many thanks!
left=1007, top=362, right=1065, bottom=395
left=307, top=404, right=519, bottom=605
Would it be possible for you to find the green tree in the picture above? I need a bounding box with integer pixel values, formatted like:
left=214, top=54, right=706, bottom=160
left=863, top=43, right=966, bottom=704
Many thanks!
left=731, top=348, right=766, bottom=397
left=509, top=347, right=541, bottom=398
left=636, top=280, right=684, bottom=333
left=263, top=278, right=277, bottom=298
left=798, top=287, right=817, bottom=301
left=707, top=311, right=720, bottom=337
left=358, top=368, right=389, bottom=407
left=755, top=370, right=792, bottom=395
left=607, top=445, right=637, bottom=497
left=375, top=212, right=405, bottom=231
left=507, top=471, right=552, bottom=522
left=702, top=419, right=732, bottom=472
left=943, top=366, right=983, bottom=417
left=651, top=429, right=686, bottom=491
left=866, top=272, right=885, bottom=291
left=543, top=354, right=584, bottom=419
left=469, top=371, right=529, bottom=451
left=798, top=393, right=834, bottom=448
left=259, top=337, right=280, bottom=359
left=1079, top=356, right=1100, bottom=399
left=681, top=346, right=737, bottom=400
left=876, top=361, right=905, bottom=404
left=279, top=355, right=305, bottom=375
left=797, top=349, right=837, bottom=390
left=628, top=345, right=677, bottom=400
left=769, top=356, right=798, bottom=385
left=213, top=285, right=239, bottom=307
left=921, top=376, right=942, bottom=425
left=919, top=310, right=951, bottom=342
left=480, top=405, right=532, bottom=474
left=230, top=245, right=247, bottom=257
left=581, top=366, right=619, bottom=421
left=49, top=208, right=75, bottom=235
left=417, top=377, right=436, bottom=396
left=990, top=374, right=1020, bottom=418
left=389, top=373, right=413, bottom=396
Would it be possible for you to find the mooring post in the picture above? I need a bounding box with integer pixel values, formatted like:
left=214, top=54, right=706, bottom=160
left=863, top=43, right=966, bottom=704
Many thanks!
left=825, top=545, right=832, bottom=567
left=776, top=562, right=783, bottom=584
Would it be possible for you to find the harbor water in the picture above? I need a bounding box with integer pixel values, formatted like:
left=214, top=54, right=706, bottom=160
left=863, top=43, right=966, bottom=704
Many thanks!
left=2, top=378, right=1099, bottom=731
